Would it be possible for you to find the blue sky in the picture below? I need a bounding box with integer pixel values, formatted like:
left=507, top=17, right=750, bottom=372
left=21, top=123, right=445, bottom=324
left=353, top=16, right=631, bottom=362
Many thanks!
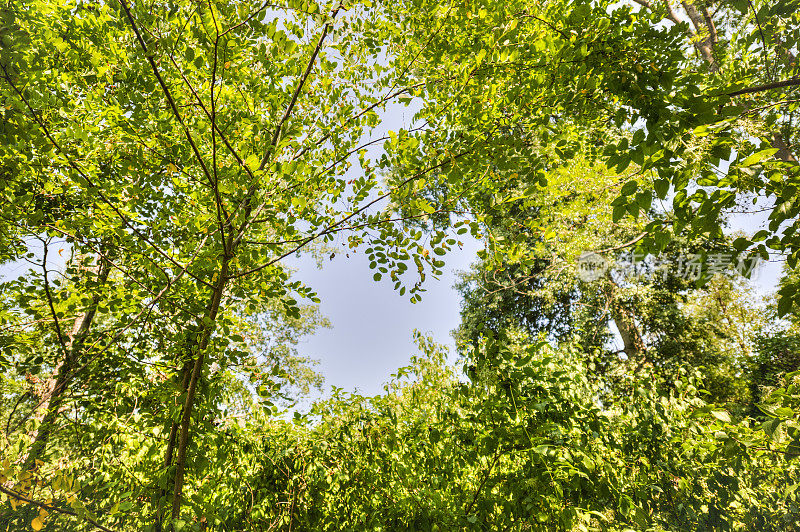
left=287, top=236, right=481, bottom=397
left=281, top=98, right=477, bottom=397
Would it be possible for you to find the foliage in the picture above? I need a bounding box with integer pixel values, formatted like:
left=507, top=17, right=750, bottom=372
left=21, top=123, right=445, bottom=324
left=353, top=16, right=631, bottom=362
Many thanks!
left=87, top=332, right=797, bottom=531
left=2, top=0, right=799, bottom=529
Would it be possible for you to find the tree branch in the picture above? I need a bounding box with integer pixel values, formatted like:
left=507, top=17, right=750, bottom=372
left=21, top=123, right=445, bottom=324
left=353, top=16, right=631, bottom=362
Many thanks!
left=116, top=0, right=216, bottom=191
left=0, top=485, right=117, bottom=532
left=0, top=64, right=212, bottom=289
left=229, top=149, right=471, bottom=279
left=727, top=76, right=800, bottom=96
left=596, top=232, right=647, bottom=253
left=40, top=241, right=70, bottom=360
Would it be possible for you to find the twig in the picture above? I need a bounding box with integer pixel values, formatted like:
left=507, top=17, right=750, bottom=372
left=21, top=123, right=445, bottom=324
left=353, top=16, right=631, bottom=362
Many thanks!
left=0, top=485, right=117, bottom=532
left=596, top=232, right=647, bottom=253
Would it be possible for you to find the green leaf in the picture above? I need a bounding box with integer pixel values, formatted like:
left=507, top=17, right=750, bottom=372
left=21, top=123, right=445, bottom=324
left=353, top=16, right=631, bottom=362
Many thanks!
left=711, top=410, right=731, bottom=423
left=778, top=294, right=793, bottom=317
left=245, top=154, right=260, bottom=170
left=732, top=237, right=751, bottom=251
left=787, top=439, right=800, bottom=459
left=612, top=203, right=627, bottom=222
left=741, top=148, right=778, bottom=166
left=635, top=191, right=652, bottom=211
left=621, top=180, right=638, bottom=196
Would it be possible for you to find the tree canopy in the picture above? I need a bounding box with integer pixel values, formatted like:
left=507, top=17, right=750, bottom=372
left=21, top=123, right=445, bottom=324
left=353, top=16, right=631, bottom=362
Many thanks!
left=1, top=0, right=800, bottom=530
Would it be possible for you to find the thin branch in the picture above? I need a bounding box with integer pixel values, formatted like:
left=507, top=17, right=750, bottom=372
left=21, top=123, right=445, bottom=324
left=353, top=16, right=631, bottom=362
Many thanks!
left=228, top=8, right=341, bottom=248
left=259, top=8, right=340, bottom=171
left=40, top=241, right=70, bottom=360
left=517, top=11, right=568, bottom=40
left=0, top=485, right=117, bottom=532
left=289, top=83, right=426, bottom=164
left=596, top=232, right=647, bottom=253
left=165, top=52, right=257, bottom=193
left=728, top=76, right=800, bottom=96
left=219, top=2, right=320, bottom=37
left=464, top=446, right=503, bottom=516
left=116, top=0, right=216, bottom=190
left=229, top=149, right=471, bottom=279
left=245, top=208, right=473, bottom=246
left=747, top=0, right=768, bottom=63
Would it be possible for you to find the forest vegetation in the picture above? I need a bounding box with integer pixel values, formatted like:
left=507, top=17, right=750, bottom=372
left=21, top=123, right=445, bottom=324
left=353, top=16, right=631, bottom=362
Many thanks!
left=1, top=0, right=800, bottom=529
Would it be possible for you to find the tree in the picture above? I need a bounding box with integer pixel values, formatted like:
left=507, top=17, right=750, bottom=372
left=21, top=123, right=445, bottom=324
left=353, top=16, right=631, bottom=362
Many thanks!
left=395, top=0, right=798, bottom=296
left=449, top=148, right=767, bottom=404
left=0, top=0, right=482, bottom=528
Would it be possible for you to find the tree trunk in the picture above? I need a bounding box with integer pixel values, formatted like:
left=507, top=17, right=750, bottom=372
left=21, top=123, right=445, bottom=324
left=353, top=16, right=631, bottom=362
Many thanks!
left=153, top=359, right=193, bottom=531
left=160, top=259, right=230, bottom=530
left=606, top=275, right=646, bottom=368
left=610, top=300, right=644, bottom=360
left=681, top=1, right=718, bottom=69
left=23, top=252, right=112, bottom=471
